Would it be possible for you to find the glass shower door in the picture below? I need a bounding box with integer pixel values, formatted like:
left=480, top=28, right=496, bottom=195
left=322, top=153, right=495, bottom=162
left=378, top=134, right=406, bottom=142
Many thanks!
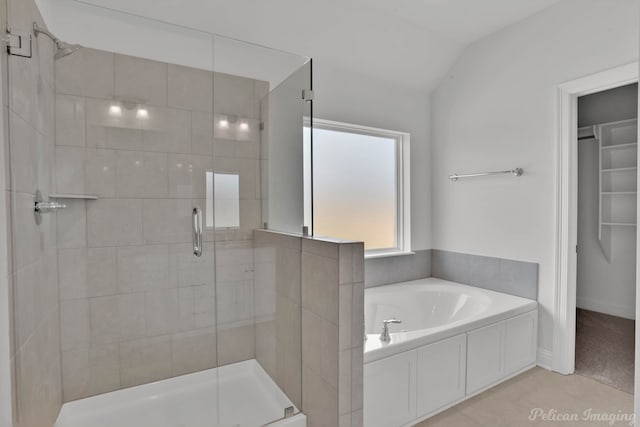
left=212, top=34, right=311, bottom=426
left=9, top=6, right=220, bottom=424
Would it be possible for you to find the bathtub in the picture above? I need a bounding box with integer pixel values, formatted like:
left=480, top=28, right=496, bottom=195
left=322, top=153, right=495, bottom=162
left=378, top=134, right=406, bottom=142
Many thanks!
left=364, top=278, right=538, bottom=427
left=364, top=277, right=537, bottom=363
left=55, top=359, right=306, bottom=427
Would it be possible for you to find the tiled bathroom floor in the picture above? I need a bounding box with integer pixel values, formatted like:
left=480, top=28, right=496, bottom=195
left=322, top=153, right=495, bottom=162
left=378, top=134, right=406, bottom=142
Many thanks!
left=413, top=367, right=633, bottom=427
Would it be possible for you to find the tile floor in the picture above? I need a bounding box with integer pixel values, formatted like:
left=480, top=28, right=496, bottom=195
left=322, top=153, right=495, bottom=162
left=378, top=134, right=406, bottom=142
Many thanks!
left=414, top=367, right=633, bottom=427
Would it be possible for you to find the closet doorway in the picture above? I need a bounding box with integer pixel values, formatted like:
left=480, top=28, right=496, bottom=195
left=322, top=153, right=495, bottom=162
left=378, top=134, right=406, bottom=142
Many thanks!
left=576, top=84, right=637, bottom=394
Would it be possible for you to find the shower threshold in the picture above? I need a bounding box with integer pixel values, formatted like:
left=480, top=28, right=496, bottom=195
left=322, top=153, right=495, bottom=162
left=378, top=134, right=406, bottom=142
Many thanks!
left=55, top=359, right=306, bottom=427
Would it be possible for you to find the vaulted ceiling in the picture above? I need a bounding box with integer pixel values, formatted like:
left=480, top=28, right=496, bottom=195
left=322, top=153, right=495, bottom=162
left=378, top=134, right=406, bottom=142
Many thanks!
left=41, top=0, right=564, bottom=91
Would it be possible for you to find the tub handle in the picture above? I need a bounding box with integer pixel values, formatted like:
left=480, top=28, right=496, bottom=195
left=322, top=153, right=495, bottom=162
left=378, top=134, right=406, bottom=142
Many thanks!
left=380, top=318, right=401, bottom=342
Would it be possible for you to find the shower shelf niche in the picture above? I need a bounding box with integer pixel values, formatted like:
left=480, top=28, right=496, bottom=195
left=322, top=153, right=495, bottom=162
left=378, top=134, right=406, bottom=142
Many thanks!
left=49, top=193, right=99, bottom=200
left=587, top=118, right=638, bottom=262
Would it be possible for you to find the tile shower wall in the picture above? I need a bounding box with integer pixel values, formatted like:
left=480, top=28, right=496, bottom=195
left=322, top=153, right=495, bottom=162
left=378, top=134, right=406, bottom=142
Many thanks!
left=54, top=47, right=267, bottom=401
left=301, top=237, right=364, bottom=427
left=431, top=249, right=539, bottom=300
left=253, top=231, right=364, bottom=427
left=364, top=249, right=431, bottom=288
left=5, top=0, right=63, bottom=426
left=253, top=230, right=302, bottom=408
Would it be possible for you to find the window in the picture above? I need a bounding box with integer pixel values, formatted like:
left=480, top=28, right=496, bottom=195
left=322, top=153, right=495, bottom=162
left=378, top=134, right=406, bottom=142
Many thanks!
left=304, top=119, right=410, bottom=256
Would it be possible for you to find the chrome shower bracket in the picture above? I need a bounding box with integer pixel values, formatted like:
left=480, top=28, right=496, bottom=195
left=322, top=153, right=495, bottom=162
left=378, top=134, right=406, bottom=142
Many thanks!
left=4, top=28, right=32, bottom=58
left=34, top=190, right=66, bottom=225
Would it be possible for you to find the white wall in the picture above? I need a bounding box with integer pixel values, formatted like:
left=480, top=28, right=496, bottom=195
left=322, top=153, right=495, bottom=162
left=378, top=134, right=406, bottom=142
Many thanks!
left=431, top=0, right=639, bottom=362
left=577, top=86, right=637, bottom=320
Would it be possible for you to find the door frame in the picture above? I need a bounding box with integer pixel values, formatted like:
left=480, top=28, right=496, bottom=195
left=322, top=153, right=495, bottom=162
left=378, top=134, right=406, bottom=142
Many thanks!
left=553, top=63, right=638, bottom=380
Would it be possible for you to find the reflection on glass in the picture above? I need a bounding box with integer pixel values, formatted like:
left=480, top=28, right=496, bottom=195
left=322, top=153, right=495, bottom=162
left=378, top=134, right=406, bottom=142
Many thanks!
left=213, top=173, right=240, bottom=228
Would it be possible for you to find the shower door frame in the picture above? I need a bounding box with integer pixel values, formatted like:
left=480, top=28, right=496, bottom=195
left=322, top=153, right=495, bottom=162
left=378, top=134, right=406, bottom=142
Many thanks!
left=553, top=62, right=639, bottom=392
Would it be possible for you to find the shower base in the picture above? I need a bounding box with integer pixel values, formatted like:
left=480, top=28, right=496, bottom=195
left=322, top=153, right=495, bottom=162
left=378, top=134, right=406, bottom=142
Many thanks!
left=55, top=359, right=306, bottom=427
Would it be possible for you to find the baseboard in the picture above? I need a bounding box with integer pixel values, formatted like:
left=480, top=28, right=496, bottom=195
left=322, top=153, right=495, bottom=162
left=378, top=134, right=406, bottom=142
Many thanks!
left=537, top=348, right=553, bottom=370
left=576, top=297, right=635, bottom=320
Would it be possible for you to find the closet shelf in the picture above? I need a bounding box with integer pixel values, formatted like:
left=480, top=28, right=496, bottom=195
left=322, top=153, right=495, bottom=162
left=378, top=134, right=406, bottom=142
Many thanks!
left=601, top=167, right=637, bottom=173
left=601, top=142, right=637, bottom=151
left=596, top=118, right=638, bottom=263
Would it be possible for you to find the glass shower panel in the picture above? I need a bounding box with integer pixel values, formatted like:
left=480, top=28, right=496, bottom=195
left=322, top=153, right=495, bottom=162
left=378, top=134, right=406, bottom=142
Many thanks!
left=14, top=6, right=219, bottom=419
left=212, top=34, right=310, bottom=426
left=261, top=61, right=313, bottom=235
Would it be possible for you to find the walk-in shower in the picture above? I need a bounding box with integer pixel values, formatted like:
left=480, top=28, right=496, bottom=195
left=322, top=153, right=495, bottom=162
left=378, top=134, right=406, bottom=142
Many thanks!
left=2, top=0, right=311, bottom=426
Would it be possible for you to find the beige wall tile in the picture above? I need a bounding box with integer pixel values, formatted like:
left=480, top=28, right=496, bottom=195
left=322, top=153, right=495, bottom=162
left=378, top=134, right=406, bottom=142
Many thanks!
left=213, top=113, right=236, bottom=141
left=217, top=324, right=255, bottom=366
left=255, top=320, right=276, bottom=378
left=142, top=106, right=191, bottom=153
left=16, top=309, right=62, bottom=427
left=339, top=284, right=353, bottom=351
left=339, top=244, right=353, bottom=285
left=350, top=346, right=363, bottom=412
left=284, top=348, right=302, bottom=410
left=86, top=247, right=118, bottom=297
left=339, top=349, right=352, bottom=415
left=167, top=154, right=211, bottom=198
left=142, top=198, right=192, bottom=244
left=213, top=73, right=255, bottom=118
left=84, top=148, right=116, bottom=197
left=86, top=98, right=143, bottom=150
left=90, top=293, right=145, bottom=344
left=351, top=282, right=364, bottom=349
left=302, top=252, right=339, bottom=323
left=58, top=248, right=87, bottom=300
left=302, top=238, right=339, bottom=259
left=13, top=193, right=44, bottom=270
left=351, top=410, right=363, bottom=427
left=60, top=298, right=90, bottom=351
left=114, top=54, right=167, bottom=107
left=302, top=366, right=338, bottom=427
left=352, top=244, right=364, bottom=284
left=168, top=64, right=213, bottom=112
left=191, top=111, right=213, bottom=155
left=145, top=288, right=179, bottom=336
left=9, top=112, right=40, bottom=194
left=56, top=94, right=85, bottom=147
left=55, top=146, right=85, bottom=195
left=9, top=29, right=54, bottom=136
left=87, top=199, right=143, bottom=247
left=115, top=150, right=168, bottom=198
left=117, top=245, right=171, bottom=293
left=171, top=328, right=216, bottom=376
left=61, top=344, right=120, bottom=402
left=56, top=199, right=87, bottom=249
left=170, top=242, right=214, bottom=288
left=119, top=336, right=172, bottom=388
left=55, top=48, right=114, bottom=98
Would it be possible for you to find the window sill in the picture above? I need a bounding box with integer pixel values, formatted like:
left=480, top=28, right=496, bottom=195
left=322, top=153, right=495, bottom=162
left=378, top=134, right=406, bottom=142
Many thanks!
left=365, top=250, right=415, bottom=260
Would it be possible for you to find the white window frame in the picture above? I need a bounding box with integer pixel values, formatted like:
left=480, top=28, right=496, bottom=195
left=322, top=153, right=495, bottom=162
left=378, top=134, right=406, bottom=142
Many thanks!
left=306, top=118, right=411, bottom=257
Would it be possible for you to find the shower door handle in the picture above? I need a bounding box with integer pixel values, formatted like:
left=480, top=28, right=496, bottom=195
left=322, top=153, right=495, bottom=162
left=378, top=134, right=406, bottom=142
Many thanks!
left=192, top=207, right=203, bottom=257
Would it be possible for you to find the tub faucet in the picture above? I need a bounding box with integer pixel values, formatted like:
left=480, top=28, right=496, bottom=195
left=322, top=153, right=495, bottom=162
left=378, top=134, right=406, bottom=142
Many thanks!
left=380, top=318, right=401, bottom=342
